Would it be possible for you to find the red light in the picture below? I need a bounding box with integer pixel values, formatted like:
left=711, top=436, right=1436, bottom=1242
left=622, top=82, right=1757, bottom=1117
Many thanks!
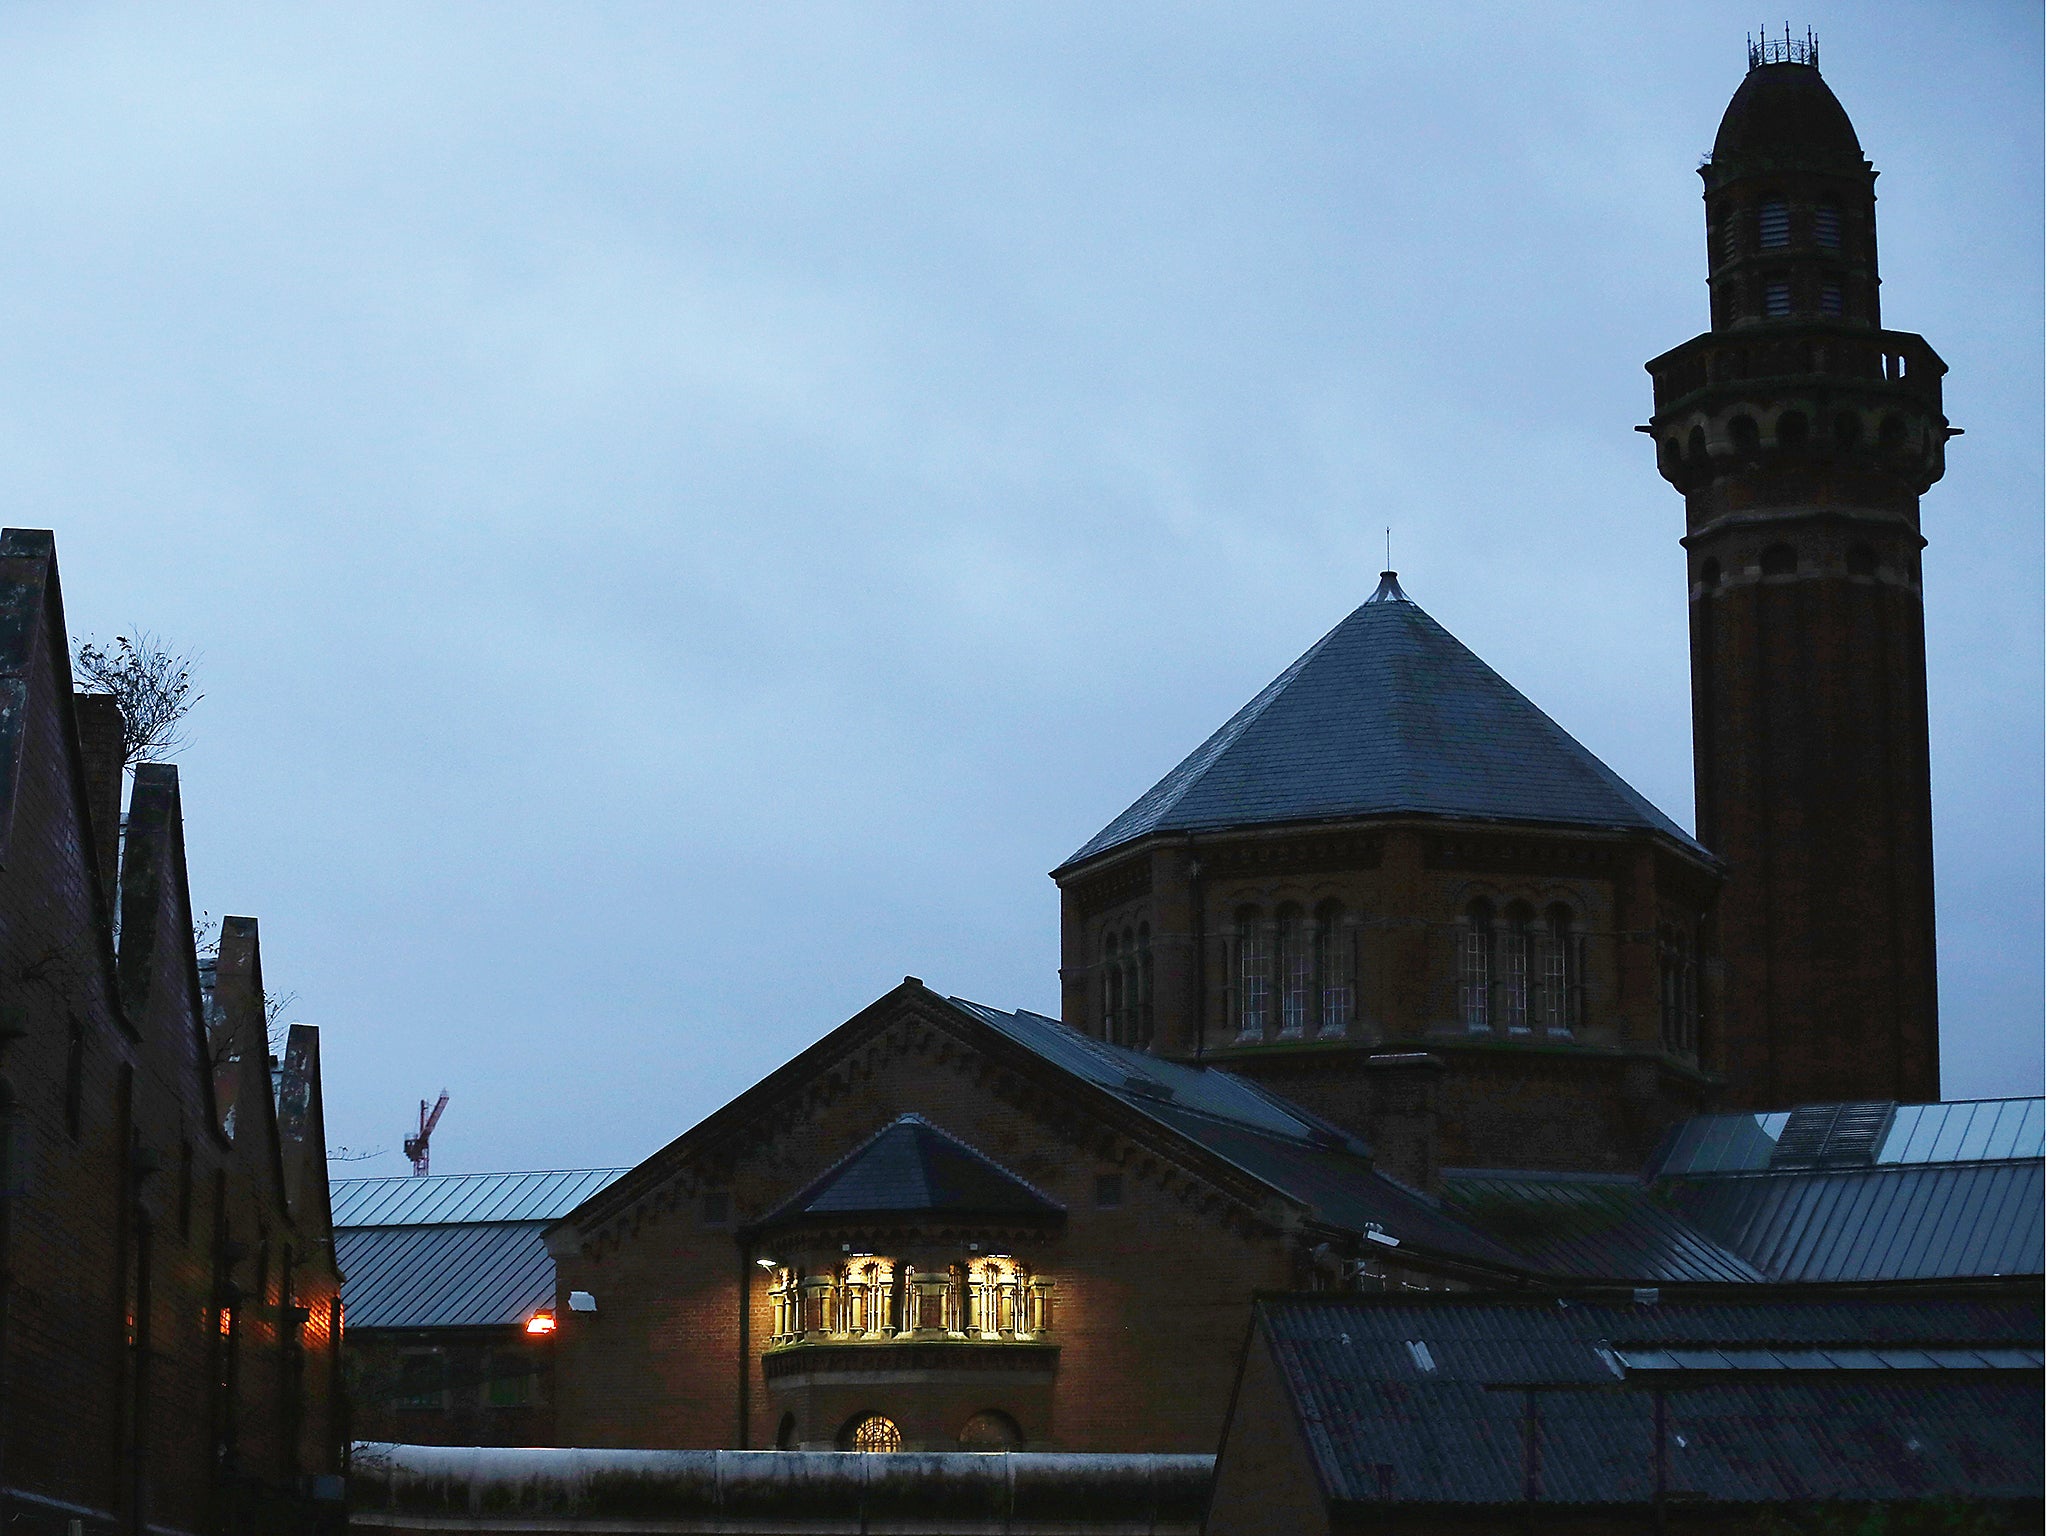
left=525, top=1311, right=557, bottom=1335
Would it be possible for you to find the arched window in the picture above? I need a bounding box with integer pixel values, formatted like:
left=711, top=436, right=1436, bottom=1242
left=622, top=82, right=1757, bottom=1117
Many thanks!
left=1236, top=910, right=1269, bottom=1041
left=1101, top=931, right=1122, bottom=1044
left=842, top=1414, right=902, bottom=1453
left=1727, top=414, right=1759, bottom=452
left=1756, top=199, right=1790, bottom=248
left=1315, top=901, right=1351, bottom=1036
left=1536, top=905, right=1579, bottom=1036
left=1698, top=557, right=1722, bottom=590
left=1659, top=924, right=1699, bottom=1056
left=776, top=1413, right=798, bottom=1450
left=1501, top=904, right=1533, bottom=1034
left=1459, top=900, right=1493, bottom=1032
left=1134, top=924, right=1154, bottom=1048
left=959, top=1410, right=1024, bottom=1451
left=1277, top=906, right=1310, bottom=1039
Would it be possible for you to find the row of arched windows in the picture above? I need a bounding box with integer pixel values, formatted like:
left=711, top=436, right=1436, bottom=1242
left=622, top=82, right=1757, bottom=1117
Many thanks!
left=1102, top=924, right=1153, bottom=1048
left=784, top=1408, right=1023, bottom=1453
left=1228, top=902, right=1354, bottom=1042
left=1458, top=900, right=1582, bottom=1037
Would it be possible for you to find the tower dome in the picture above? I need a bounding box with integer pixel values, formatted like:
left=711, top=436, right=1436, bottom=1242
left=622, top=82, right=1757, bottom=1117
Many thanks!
left=1712, top=60, right=1865, bottom=169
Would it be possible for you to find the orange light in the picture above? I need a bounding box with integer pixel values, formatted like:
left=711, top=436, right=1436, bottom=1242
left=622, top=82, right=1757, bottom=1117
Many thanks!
left=525, top=1311, right=557, bottom=1336
left=219, top=1307, right=233, bottom=1337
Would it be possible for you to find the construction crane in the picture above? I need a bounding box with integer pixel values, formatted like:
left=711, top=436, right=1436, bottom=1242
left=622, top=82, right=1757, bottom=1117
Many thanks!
left=404, top=1091, right=449, bottom=1177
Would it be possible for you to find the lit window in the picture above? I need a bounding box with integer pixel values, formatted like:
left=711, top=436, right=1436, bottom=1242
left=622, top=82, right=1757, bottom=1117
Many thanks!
left=1277, top=908, right=1310, bottom=1039
left=1763, top=283, right=1792, bottom=318
left=1757, top=200, right=1790, bottom=248
left=1814, top=206, right=1841, bottom=248
left=1460, top=901, right=1492, bottom=1032
left=845, top=1414, right=902, bottom=1453
left=1236, top=913, right=1269, bottom=1040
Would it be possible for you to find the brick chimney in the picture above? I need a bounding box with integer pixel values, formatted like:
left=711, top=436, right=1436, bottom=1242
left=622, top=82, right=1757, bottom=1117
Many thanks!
left=73, top=692, right=126, bottom=907
left=1364, top=1053, right=1445, bottom=1195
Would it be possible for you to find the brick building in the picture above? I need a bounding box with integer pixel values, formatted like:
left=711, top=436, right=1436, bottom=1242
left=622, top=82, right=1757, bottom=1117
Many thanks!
left=0, top=529, right=343, bottom=1534
left=416, top=40, right=2021, bottom=1504
left=333, top=1168, right=623, bottom=1448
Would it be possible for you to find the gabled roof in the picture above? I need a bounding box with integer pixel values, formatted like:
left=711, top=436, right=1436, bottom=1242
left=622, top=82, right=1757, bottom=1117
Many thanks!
left=1061, top=573, right=1701, bottom=871
left=759, top=1114, right=1062, bottom=1226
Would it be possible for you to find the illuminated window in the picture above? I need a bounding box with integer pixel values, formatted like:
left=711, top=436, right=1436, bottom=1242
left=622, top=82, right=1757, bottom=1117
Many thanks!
left=1459, top=901, right=1492, bottom=1032
left=1501, top=905, right=1533, bottom=1035
left=1315, top=902, right=1351, bottom=1036
left=844, top=1414, right=902, bottom=1453
left=1236, top=911, right=1269, bottom=1040
left=1277, top=907, right=1310, bottom=1038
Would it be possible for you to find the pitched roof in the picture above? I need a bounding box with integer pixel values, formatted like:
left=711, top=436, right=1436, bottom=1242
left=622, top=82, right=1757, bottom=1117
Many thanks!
left=1440, top=1170, right=1765, bottom=1284
left=334, top=1223, right=558, bottom=1330
left=1061, top=573, right=1700, bottom=870
left=332, top=1168, right=629, bottom=1228
left=760, top=1114, right=1063, bottom=1225
left=1247, top=1293, right=2044, bottom=1510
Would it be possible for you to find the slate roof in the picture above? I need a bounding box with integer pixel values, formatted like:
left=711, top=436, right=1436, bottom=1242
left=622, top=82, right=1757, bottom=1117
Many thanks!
left=1061, top=573, right=1700, bottom=871
left=332, top=1168, right=628, bottom=1331
left=757, top=1114, right=1063, bottom=1226
left=1248, top=1293, right=2044, bottom=1510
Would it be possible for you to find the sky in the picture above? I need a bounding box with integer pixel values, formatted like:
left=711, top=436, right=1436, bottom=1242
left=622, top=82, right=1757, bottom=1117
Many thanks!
left=0, top=3, right=2038, bottom=1176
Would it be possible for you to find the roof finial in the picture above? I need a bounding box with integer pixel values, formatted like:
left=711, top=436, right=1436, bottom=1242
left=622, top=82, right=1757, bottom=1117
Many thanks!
left=1747, top=23, right=1819, bottom=72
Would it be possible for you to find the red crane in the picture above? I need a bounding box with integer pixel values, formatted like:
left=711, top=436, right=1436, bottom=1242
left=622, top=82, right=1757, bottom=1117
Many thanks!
left=404, top=1091, right=449, bottom=1177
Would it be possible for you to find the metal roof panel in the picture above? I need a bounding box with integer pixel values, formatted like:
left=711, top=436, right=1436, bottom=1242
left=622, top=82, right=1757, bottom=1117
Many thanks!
left=331, top=1168, right=628, bottom=1227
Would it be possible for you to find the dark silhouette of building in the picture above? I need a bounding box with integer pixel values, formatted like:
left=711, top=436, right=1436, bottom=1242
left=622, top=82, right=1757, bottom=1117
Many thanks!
left=0, top=529, right=344, bottom=1535
left=1645, top=35, right=1950, bottom=1110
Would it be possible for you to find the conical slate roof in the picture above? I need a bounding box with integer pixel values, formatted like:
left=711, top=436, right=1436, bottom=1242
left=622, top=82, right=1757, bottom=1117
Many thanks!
left=764, top=1114, right=1063, bottom=1224
left=1061, top=573, right=1701, bottom=870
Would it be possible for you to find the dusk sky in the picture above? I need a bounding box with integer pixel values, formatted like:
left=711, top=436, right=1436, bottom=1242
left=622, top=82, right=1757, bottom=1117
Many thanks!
left=2, top=3, right=2038, bottom=1176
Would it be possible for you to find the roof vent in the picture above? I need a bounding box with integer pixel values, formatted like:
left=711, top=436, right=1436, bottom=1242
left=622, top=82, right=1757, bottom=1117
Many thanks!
left=1770, top=1101, right=1896, bottom=1169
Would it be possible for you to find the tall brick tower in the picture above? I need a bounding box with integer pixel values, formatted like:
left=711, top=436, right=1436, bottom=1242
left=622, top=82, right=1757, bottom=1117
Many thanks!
left=1645, top=33, right=1951, bottom=1110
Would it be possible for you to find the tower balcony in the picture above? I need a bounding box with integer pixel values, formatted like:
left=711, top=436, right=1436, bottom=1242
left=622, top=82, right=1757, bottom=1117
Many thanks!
left=1644, top=325, right=1953, bottom=497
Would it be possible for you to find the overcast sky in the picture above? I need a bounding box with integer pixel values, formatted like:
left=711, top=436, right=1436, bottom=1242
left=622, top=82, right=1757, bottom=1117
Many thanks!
left=2, top=3, right=2038, bottom=1175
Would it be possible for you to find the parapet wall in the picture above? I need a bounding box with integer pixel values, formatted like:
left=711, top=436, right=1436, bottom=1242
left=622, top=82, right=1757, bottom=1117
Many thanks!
left=349, top=1443, right=1214, bottom=1534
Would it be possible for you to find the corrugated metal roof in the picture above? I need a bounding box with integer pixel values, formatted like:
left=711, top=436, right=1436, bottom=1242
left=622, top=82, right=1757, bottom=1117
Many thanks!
left=1663, top=1160, right=2045, bottom=1282
left=1255, top=1294, right=2044, bottom=1508
left=1061, top=575, right=1701, bottom=871
left=1653, top=1098, right=2044, bottom=1177
left=331, top=1168, right=627, bottom=1228
left=1441, top=1171, right=1764, bottom=1283
left=336, top=1222, right=558, bottom=1330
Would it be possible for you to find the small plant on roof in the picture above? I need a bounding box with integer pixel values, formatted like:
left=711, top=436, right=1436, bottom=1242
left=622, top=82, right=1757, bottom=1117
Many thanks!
left=71, top=630, right=201, bottom=766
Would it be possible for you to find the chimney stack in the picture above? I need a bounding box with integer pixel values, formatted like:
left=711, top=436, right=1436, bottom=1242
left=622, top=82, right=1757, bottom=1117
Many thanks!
left=1364, top=1053, right=1445, bottom=1195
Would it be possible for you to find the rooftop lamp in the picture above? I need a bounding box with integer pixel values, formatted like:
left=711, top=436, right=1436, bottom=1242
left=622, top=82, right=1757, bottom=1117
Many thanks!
left=525, top=1311, right=558, bottom=1336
